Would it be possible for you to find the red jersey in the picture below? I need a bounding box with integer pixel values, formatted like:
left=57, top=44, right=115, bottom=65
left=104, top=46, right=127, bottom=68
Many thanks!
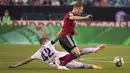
left=58, top=12, right=76, bottom=37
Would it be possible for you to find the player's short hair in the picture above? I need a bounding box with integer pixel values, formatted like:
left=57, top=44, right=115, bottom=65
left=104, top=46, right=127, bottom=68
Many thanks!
left=5, top=10, right=9, bottom=13
left=39, top=37, right=48, bottom=45
left=73, top=2, right=83, bottom=8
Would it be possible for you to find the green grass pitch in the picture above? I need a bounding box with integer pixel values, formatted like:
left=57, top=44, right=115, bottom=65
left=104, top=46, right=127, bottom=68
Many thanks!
left=0, top=44, right=130, bottom=73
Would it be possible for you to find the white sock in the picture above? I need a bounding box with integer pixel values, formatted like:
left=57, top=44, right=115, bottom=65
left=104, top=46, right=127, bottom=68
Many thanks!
left=83, top=64, right=91, bottom=68
left=81, top=48, right=97, bottom=55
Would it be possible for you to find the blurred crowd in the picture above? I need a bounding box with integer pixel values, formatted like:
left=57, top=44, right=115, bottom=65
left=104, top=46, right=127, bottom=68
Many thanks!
left=0, top=0, right=130, bottom=7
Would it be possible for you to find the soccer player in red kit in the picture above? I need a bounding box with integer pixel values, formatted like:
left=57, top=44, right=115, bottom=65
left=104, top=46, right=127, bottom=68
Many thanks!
left=51, top=3, right=93, bottom=69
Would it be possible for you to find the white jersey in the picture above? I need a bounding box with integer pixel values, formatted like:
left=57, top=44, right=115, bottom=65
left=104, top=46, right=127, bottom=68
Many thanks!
left=31, top=41, right=58, bottom=64
left=31, top=41, right=84, bottom=68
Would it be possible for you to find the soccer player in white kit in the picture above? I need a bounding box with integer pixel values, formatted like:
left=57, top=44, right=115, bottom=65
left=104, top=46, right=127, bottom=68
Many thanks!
left=8, top=38, right=106, bottom=70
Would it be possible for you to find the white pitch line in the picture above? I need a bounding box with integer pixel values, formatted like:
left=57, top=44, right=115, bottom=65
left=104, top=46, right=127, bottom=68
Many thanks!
left=79, top=58, right=130, bottom=63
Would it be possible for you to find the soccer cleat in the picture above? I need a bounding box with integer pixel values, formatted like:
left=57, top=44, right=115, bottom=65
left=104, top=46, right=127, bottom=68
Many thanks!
left=93, top=44, right=106, bottom=53
left=53, top=57, right=70, bottom=70
left=90, top=64, right=103, bottom=69
left=58, top=65, right=70, bottom=70
left=53, top=57, right=60, bottom=69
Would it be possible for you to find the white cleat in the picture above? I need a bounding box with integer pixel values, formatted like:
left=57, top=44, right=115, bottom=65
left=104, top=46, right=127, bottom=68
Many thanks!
left=58, top=66, right=70, bottom=70
left=54, top=57, right=70, bottom=70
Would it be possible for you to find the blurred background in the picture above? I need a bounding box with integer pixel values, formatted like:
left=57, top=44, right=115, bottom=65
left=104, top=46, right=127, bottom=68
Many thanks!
left=0, top=0, right=130, bottom=45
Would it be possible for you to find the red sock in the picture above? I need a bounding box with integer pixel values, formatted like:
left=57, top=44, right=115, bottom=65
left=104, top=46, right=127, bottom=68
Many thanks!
left=59, top=54, right=68, bottom=62
left=61, top=53, right=74, bottom=66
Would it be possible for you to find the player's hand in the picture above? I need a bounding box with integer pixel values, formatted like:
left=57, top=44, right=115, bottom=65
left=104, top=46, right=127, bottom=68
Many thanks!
left=73, top=30, right=78, bottom=36
left=85, top=14, right=92, bottom=19
left=8, top=65, right=16, bottom=68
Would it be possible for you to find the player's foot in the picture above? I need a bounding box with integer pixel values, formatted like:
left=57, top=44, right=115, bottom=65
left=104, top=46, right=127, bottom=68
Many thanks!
left=58, top=65, right=70, bottom=70
left=8, top=66, right=16, bottom=68
left=53, top=57, right=70, bottom=70
left=90, top=64, right=103, bottom=69
left=93, top=44, right=106, bottom=53
left=53, top=57, right=60, bottom=69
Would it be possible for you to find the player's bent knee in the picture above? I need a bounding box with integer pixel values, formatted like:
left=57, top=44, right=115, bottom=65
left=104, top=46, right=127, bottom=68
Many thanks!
left=72, top=52, right=80, bottom=59
left=72, top=47, right=81, bottom=55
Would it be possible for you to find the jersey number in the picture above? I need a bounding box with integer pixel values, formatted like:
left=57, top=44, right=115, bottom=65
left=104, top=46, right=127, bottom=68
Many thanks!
left=41, top=48, right=54, bottom=61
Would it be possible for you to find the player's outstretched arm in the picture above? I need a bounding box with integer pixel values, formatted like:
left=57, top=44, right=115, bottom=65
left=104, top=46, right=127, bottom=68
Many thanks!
left=8, top=58, right=34, bottom=68
left=51, top=29, right=62, bottom=44
left=69, top=14, right=92, bottom=21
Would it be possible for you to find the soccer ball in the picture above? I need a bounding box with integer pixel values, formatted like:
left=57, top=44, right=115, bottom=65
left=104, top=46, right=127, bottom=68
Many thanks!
left=113, top=56, right=124, bottom=67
